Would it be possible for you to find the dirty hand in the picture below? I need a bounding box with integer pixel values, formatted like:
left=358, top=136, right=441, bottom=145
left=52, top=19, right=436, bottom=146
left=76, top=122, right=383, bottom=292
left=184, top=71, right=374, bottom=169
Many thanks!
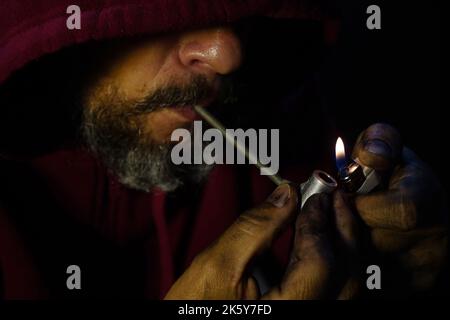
left=165, top=184, right=358, bottom=300
left=352, top=123, right=448, bottom=294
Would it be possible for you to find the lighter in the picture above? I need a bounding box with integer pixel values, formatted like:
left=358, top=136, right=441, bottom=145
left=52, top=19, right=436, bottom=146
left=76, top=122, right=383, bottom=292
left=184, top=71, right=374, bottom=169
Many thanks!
left=194, top=105, right=383, bottom=205
left=335, top=137, right=381, bottom=194
left=194, top=105, right=340, bottom=208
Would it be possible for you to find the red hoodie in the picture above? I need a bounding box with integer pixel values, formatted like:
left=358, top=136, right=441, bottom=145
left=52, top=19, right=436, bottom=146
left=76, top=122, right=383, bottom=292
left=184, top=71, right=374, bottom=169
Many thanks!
left=0, top=0, right=337, bottom=299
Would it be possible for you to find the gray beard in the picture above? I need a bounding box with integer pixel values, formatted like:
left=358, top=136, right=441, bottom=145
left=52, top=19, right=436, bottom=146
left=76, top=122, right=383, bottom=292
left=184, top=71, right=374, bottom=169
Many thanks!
left=81, top=106, right=213, bottom=193
left=105, top=140, right=212, bottom=192
left=80, top=75, right=230, bottom=192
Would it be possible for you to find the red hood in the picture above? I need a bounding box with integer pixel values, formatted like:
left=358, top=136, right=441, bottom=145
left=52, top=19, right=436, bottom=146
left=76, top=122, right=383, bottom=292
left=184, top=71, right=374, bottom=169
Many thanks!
left=0, top=0, right=334, bottom=85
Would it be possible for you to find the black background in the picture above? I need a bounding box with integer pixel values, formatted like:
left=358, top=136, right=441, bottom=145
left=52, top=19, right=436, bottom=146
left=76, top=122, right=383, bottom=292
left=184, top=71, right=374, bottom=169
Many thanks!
left=325, top=0, right=442, bottom=180
left=1, top=0, right=443, bottom=187
left=226, top=0, right=443, bottom=191
left=0, top=0, right=445, bottom=302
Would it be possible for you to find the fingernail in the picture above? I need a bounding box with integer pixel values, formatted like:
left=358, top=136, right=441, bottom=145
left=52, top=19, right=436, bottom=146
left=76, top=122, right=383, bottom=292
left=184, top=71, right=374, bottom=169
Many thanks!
left=267, top=184, right=291, bottom=208
left=364, top=139, right=392, bottom=157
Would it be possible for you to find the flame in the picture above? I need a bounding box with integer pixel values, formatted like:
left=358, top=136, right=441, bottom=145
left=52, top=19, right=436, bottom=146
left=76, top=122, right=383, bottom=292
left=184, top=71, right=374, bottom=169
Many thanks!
left=336, top=137, right=345, bottom=160
left=335, top=137, right=346, bottom=170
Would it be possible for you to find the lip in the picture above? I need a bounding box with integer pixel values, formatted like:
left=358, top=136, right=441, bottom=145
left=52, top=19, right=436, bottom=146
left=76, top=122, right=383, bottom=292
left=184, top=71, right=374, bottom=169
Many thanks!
left=173, top=86, right=219, bottom=122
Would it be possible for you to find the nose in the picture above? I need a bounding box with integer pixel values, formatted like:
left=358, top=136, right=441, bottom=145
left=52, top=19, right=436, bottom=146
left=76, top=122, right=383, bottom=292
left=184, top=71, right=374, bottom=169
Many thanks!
left=178, top=27, right=242, bottom=76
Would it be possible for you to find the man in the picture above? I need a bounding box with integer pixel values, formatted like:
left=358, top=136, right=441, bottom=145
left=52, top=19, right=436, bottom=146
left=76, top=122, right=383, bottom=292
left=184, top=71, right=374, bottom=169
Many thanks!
left=0, top=0, right=447, bottom=299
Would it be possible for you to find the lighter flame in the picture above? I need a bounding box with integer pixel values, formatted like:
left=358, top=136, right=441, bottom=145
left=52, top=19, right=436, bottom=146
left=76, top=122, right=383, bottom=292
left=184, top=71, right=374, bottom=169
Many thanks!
left=335, top=137, right=345, bottom=161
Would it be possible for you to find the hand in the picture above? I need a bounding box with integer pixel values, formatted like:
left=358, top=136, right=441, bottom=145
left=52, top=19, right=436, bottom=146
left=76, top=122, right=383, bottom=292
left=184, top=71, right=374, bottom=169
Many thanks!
left=352, top=123, right=448, bottom=295
left=165, top=184, right=359, bottom=300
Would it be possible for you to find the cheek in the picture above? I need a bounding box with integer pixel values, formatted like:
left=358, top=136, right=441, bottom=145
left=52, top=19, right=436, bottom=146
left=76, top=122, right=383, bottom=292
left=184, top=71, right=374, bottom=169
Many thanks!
left=112, top=54, right=164, bottom=99
left=105, top=39, right=178, bottom=100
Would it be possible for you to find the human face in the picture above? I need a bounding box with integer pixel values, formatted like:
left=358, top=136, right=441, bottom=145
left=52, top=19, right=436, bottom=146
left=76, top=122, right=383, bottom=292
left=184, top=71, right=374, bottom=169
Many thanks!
left=82, top=27, right=243, bottom=191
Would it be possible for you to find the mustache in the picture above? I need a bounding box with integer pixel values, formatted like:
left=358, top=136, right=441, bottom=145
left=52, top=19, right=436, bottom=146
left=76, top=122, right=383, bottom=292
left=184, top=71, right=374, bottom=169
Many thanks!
left=129, top=75, right=236, bottom=116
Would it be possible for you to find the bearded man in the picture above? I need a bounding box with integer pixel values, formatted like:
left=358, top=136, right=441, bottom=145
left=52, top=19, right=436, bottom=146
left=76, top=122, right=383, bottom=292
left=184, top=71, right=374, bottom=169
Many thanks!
left=0, top=0, right=446, bottom=299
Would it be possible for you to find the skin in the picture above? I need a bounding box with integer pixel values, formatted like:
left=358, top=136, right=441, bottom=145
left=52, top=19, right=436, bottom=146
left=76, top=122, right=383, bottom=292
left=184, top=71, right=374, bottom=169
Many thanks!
left=352, top=124, right=447, bottom=293
left=84, top=26, right=447, bottom=299
left=85, top=27, right=241, bottom=143
left=165, top=188, right=359, bottom=299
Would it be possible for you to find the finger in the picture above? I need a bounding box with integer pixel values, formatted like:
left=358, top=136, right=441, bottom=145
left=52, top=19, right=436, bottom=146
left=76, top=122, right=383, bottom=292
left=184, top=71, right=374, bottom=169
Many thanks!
left=355, top=148, right=438, bottom=230
left=352, top=123, right=402, bottom=171
left=370, top=226, right=447, bottom=253
left=399, top=233, right=447, bottom=292
left=337, top=277, right=360, bottom=300
left=334, top=191, right=358, bottom=252
left=210, top=183, right=298, bottom=277
left=244, top=276, right=261, bottom=300
left=355, top=189, right=418, bottom=230
left=292, top=193, right=331, bottom=274
left=263, top=194, right=333, bottom=299
left=333, top=191, right=361, bottom=300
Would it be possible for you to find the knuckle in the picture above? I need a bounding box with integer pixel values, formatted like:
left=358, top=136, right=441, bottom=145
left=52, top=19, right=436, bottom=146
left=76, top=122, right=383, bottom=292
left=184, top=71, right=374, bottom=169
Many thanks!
left=238, top=208, right=272, bottom=226
left=233, top=211, right=266, bottom=238
left=236, top=207, right=283, bottom=235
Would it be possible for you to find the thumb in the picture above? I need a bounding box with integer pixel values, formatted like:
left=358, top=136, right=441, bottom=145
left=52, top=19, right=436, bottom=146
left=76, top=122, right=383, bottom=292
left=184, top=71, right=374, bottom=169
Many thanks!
left=244, top=276, right=261, bottom=300
left=352, top=123, right=402, bottom=171
left=210, top=183, right=298, bottom=277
